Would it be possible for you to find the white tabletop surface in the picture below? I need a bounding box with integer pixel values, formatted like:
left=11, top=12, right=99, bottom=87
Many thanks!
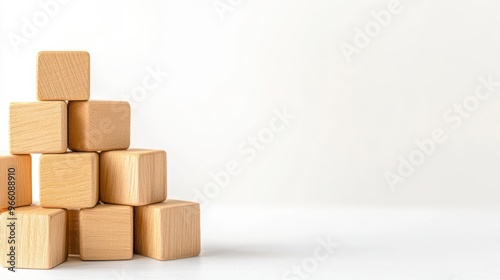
left=1, top=205, right=499, bottom=280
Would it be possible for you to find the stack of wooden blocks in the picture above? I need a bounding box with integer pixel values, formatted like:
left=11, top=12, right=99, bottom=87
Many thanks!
left=0, top=51, right=200, bottom=269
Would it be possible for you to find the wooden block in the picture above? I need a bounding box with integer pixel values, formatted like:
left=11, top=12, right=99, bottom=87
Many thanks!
left=0, top=154, right=32, bottom=209
left=10, top=102, right=67, bottom=154
left=134, top=199, right=200, bottom=260
left=80, top=204, right=133, bottom=260
left=68, top=210, right=80, bottom=255
left=100, top=149, right=166, bottom=206
left=40, top=152, right=98, bottom=209
left=37, top=51, right=90, bottom=101
left=68, top=101, right=130, bottom=152
left=0, top=206, right=67, bottom=269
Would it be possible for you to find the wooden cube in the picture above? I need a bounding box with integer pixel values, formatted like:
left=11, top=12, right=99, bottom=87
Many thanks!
left=68, top=101, right=130, bottom=152
left=0, top=206, right=67, bottom=269
left=100, top=149, right=166, bottom=206
left=134, top=200, right=200, bottom=260
left=0, top=154, right=32, bottom=209
left=10, top=102, right=67, bottom=154
left=37, top=51, right=90, bottom=101
left=80, top=204, right=133, bottom=260
left=68, top=210, right=80, bottom=255
left=40, top=152, right=98, bottom=209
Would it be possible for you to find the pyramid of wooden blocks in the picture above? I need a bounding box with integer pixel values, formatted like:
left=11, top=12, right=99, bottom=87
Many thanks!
left=40, top=152, right=99, bottom=209
left=135, top=200, right=201, bottom=260
left=100, top=149, right=166, bottom=206
left=0, top=206, right=67, bottom=269
left=68, top=101, right=130, bottom=152
left=3, top=50, right=200, bottom=269
left=0, top=154, right=32, bottom=209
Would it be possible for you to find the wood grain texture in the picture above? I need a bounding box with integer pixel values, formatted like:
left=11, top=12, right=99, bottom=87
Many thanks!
left=68, top=101, right=130, bottom=152
left=68, top=210, right=80, bottom=255
left=0, top=206, right=68, bottom=269
left=40, top=152, right=99, bottom=209
left=0, top=154, right=32, bottom=209
left=37, top=51, right=90, bottom=101
left=10, top=102, right=67, bottom=154
left=80, top=204, right=133, bottom=260
left=100, top=149, right=166, bottom=206
left=134, top=200, right=200, bottom=260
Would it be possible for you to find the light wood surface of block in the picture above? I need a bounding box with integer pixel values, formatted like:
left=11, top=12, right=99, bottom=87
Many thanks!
left=134, top=200, right=200, bottom=260
left=9, top=102, right=67, bottom=154
left=40, top=152, right=98, bottom=209
left=80, top=204, right=133, bottom=260
left=68, top=101, right=130, bottom=152
left=37, top=51, right=90, bottom=101
left=68, top=210, right=80, bottom=255
left=100, top=149, right=166, bottom=206
left=0, top=154, right=32, bottom=209
left=0, top=206, right=68, bottom=269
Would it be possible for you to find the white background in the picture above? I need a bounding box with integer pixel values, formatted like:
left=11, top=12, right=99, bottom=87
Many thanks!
left=1, top=0, right=500, bottom=279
